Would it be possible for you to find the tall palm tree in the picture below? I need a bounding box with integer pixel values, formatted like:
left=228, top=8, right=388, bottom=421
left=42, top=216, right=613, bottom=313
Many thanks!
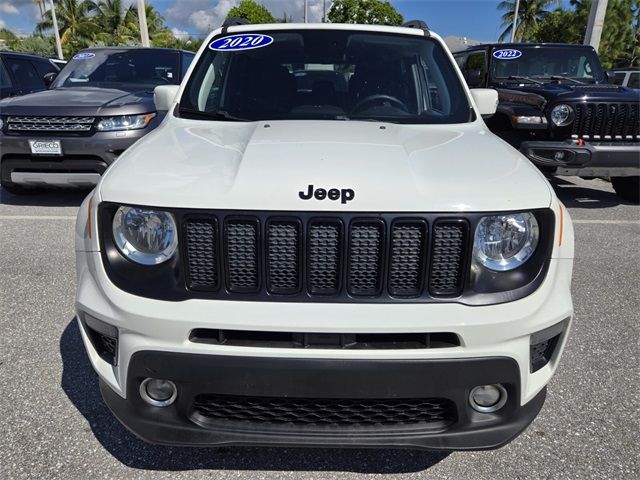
left=93, top=0, right=138, bottom=44
left=33, top=0, right=46, bottom=19
left=36, top=0, right=97, bottom=47
left=498, top=0, right=560, bottom=42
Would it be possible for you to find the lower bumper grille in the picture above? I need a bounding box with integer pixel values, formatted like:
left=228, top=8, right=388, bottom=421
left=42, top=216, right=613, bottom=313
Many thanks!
left=192, top=394, right=456, bottom=428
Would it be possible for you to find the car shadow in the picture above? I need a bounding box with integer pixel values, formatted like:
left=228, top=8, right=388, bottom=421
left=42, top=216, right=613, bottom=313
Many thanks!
left=548, top=177, right=628, bottom=209
left=60, top=320, right=449, bottom=473
left=0, top=186, right=89, bottom=207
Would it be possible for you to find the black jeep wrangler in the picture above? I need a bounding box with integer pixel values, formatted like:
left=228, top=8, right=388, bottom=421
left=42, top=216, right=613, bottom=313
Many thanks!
left=454, top=43, right=640, bottom=203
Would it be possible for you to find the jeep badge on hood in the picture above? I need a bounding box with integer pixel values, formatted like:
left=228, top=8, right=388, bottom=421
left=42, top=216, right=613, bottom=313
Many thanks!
left=299, top=185, right=355, bottom=204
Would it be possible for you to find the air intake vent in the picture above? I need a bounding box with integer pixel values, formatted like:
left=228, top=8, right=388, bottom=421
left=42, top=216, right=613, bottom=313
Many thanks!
left=429, top=220, right=469, bottom=296
left=307, top=220, right=342, bottom=295
left=224, top=218, right=260, bottom=292
left=192, top=394, right=456, bottom=428
left=266, top=219, right=301, bottom=294
left=388, top=220, right=428, bottom=297
left=347, top=220, right=385, bottom=296
left=184, top=219, right=219, bottom=290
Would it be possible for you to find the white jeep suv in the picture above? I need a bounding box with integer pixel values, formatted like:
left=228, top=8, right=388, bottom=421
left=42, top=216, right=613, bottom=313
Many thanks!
left=74, top=21, right=574, bottom=450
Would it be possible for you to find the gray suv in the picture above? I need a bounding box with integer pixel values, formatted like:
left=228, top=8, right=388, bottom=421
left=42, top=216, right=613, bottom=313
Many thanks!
left=0, top=47, right=194, bottom=194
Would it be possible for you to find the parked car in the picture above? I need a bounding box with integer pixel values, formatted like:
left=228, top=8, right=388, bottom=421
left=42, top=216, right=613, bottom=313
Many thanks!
left=610, top=67, right=639, bottom=89
left=75, top=21, right=574, bottom=451
left=0, top=51, right=61, bottom=99
left=454, top=43, right=640, bottom=203
left=0, top=47, right=195, bottom=194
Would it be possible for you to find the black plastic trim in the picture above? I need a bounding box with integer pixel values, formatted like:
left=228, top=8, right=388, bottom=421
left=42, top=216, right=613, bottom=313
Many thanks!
left=189, top=329, right=461, bottom=349
left=99, top=351, right=546, bottom=450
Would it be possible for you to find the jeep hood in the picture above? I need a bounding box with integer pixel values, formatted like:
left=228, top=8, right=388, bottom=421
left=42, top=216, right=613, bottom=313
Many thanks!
left=99, top=119, right=553, bottom=212
left=498, top=83, right=640, bottom=104
left=0, top=87, right=155, bottom=116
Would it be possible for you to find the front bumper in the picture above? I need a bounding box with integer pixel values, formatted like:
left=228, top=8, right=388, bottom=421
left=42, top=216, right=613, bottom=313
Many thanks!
left=99, top=351, right=547, bottom=450
left=521, top=140, right=640, bottom=177
left=75, top=239, right=573, bottom=449
left=0, top=129, right=149, bottom=187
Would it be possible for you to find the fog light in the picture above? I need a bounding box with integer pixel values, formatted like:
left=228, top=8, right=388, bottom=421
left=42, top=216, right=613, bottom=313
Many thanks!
left=554, top=151, right=566, bottom=161
left=140, top=378, right=177, bottom=407
left=469, top=384, right=508, bottom=413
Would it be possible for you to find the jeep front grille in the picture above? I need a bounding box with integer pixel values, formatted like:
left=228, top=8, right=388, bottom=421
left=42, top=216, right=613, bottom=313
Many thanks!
left=183, top=213, right=471, bottom=301
left=6, top=116, right=95, bottom=134
left=571, top=102, right=640, bottom=140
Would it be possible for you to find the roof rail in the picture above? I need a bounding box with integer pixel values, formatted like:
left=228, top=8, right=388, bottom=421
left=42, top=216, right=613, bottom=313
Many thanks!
left=402, top=20, right=430, bottom=36
left=222, top=17, right=250, bottom=27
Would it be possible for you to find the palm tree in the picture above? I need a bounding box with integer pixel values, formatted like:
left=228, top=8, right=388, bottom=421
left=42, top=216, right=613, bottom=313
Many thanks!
left=498, top=0, right=560, bottom=42
left=92, top=0, right=138, bottom=44
left=36, top=0, right=97, bottom=48
left=33, top=0, right=46, bottom=19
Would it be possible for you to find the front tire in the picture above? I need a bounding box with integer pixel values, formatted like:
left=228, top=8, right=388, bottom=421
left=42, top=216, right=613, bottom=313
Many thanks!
left=611, top=176, right=640, bottom=204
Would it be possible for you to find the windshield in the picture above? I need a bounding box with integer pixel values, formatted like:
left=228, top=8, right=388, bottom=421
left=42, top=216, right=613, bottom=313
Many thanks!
left=52, top=49, right=181, bottom=89
left=491, top=46, right=605, bottom=83
left=179, top=30, right=472, bottom=123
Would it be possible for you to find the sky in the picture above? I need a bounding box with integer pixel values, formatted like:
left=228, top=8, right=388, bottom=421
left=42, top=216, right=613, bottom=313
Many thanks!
left=0, top=0, right=573, bottom=42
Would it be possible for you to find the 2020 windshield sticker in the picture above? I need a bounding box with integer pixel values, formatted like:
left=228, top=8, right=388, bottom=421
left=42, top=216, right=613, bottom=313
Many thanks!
left=209, top=34, right=274, bottom=52
left=493, top=49, right=522, bottom=60
left=73, top=52, right=96, bottom=60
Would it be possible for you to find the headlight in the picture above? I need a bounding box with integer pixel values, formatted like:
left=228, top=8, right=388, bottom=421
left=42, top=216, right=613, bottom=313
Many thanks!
left=112, top=206, right=177, bottom=265
left=96, top=113, right=156, bottom=132
left=550, top=104, right=574, bottom=127
left=473, top=213, right=539, bottom=271
left=0, top=117, right=4, bottom=130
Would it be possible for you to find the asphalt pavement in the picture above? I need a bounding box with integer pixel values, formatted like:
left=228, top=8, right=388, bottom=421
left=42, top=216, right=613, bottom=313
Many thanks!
left=0, top=177, right=638, bottom=479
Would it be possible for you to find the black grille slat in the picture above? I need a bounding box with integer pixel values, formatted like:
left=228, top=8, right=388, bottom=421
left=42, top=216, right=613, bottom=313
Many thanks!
left=388, top=221, right=427, bottom=297
left=192, top=394, right=455, bottom=428
left=348, top=221, right=384, bottom=296
left=185, top=219, right=219, bottom=290
left=266, top=220, right=301, bottom=294
left=429, top=221, right=468, bottom=297
left=570, top=102, right=639, bottom=140
left=225, top=218, right=260, bottom=292
left=307, top=220, right=342, bottom=295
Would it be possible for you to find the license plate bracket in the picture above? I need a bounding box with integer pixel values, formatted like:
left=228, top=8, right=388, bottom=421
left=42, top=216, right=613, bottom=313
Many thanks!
left=29, top=139, right=62, bottom=156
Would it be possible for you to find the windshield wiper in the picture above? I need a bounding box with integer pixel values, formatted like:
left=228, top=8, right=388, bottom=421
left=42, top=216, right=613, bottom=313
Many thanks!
left=179, top=108, right=249, bottom=122
left=506, top=75, right=545, bottom=85
left=545, top=75, right=587, bottom=85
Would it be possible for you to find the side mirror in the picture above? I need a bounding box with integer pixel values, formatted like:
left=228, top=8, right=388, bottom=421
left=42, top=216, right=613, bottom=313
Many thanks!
left=604, top=70, right=617, bottom=84
left=43, top=71, right=57, bottom=87
left=470, top=88, right=498, bottom=118
left=464, top=69, right=485, bottom=88
left=154, top=85, right=180, bottom=112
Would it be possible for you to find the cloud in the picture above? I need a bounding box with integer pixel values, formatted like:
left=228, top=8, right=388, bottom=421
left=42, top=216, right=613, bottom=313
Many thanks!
left=0, top=2, right=20, bottom=15
left=0, top=19, right=5, bottom=29
left=165, top=0, right=330, bottom=35
left=171, top=27, right=190, bottom=37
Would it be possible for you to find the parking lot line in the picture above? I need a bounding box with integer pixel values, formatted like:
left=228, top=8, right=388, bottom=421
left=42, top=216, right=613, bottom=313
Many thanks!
left=0, top=215, right=76, bottom=220
left=572, top=220, right=640, bottom=224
